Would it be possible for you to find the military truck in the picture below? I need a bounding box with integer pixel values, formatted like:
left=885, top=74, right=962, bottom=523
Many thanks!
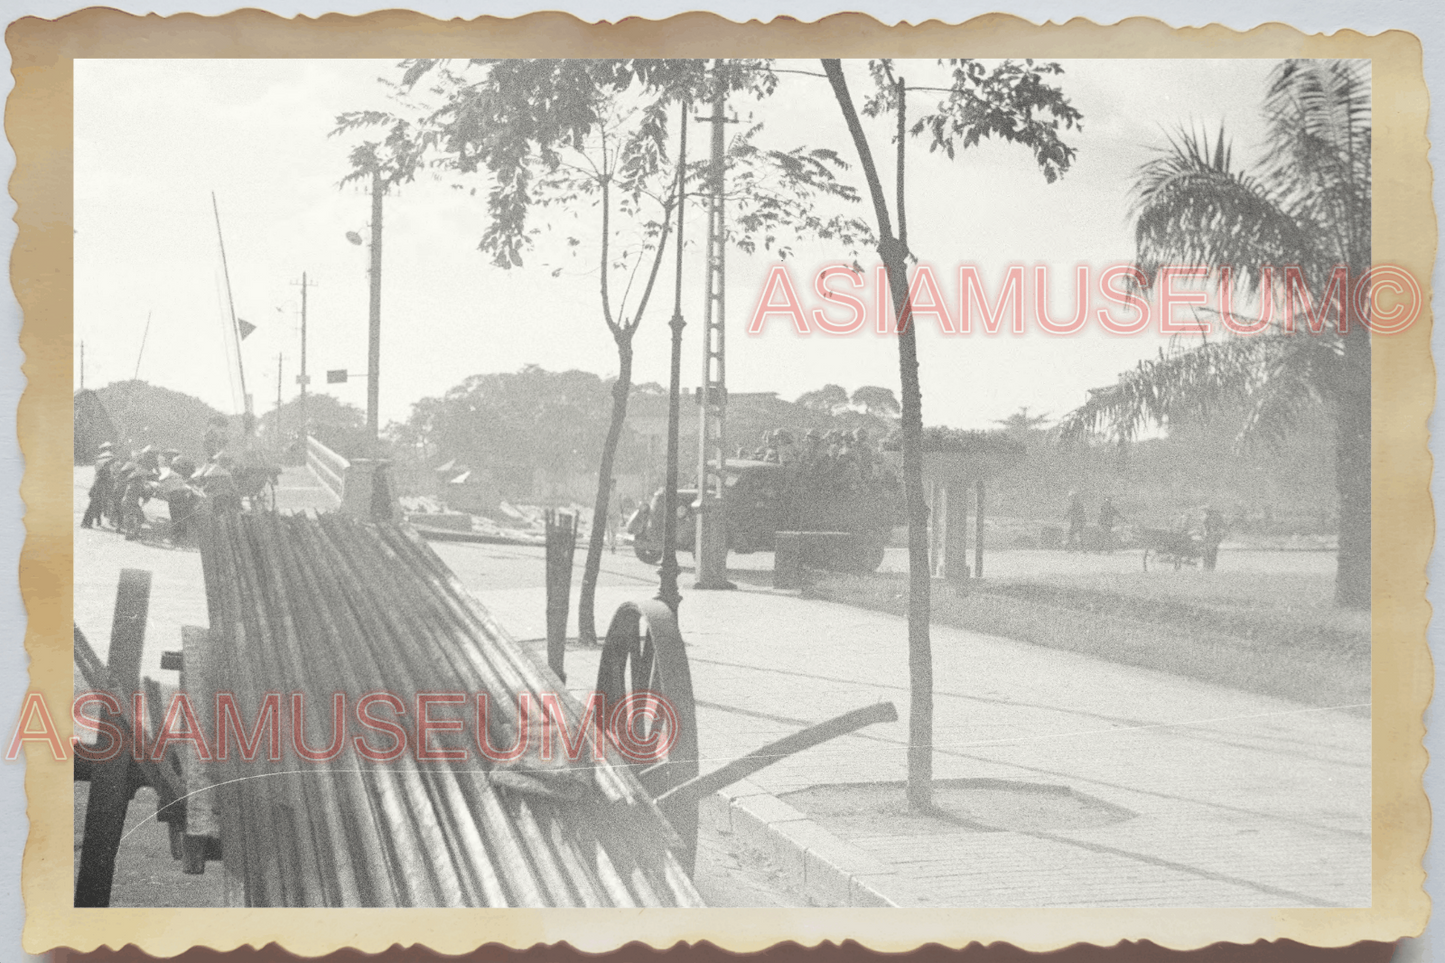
left=629, top=457, right=901, bottom=573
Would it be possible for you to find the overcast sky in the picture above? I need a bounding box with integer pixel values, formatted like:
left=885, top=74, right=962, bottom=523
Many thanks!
left=74, top=58, right=1283, bottom=430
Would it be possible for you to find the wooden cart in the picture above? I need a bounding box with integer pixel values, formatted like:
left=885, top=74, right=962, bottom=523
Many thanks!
left=74, top=518, right=894, bottom=908
left=1139, top=527, right=1203, bottom=571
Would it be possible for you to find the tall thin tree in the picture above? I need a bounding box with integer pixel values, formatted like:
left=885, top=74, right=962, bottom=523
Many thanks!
left=822, top=58, right=1081, bottom=809
left=336, top=58, right=872, bottom=643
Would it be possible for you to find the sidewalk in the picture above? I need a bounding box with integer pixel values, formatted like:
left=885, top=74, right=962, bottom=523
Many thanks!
left=455, top=548, right=1369, bottom=909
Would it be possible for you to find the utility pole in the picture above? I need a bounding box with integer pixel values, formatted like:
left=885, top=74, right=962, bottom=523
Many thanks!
left=367, top=171, right=384, bottom=441
left=291, top=272, right=318, bottom=440
left=694, top=62, right=734, bottom=590
left=656, top=97, right=689, bottom=613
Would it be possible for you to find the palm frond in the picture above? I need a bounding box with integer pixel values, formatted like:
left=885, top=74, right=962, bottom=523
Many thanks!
left=1261, top=59, right=1371, bottom=270
left=1059, top=335, right=1298, bottom=444
left=1236, top=336, right=1338, bottom=447
left=1130, top=126, right=1314, bottom=287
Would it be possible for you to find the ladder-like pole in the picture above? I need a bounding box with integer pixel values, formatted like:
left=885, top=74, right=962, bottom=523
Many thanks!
left=694, top=62, right=733, bottom=590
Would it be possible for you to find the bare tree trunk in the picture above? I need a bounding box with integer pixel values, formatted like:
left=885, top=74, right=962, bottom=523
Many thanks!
left=575, top=158, right=676, bottom=643
left=1334, top=322, right=1371, bottom=608
left=579, top=341, right=634, bottom=644
left=822, top=60, right=933, bottom=811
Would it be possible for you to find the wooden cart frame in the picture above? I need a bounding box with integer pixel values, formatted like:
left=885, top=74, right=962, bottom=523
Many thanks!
left=75, top=562, right=893, bottom=906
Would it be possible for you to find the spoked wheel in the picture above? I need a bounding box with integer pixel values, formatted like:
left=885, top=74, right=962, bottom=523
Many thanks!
left=597, top=600, right=700, bottom=873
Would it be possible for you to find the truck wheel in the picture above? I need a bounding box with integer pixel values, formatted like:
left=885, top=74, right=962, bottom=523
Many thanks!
left=850, top=539, right=887, bottom=574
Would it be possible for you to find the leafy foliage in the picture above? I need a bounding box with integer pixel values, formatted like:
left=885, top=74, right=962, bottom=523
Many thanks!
left=261, top=392, right=371, bottom=460
left=993, top=406, right=1051, bottom=434
left=719, top=125, right=874, bottom=259
left=851, top=385, right=901, bottom=419
left=396, top=365, right=629, bottom=483
left=335, top=60, right=875, bottom=273
left=863, top=59, right=1083, bottom=183
left=795, top=383, right=851, bottom=415
left=88, top=380, right=226, bottom=461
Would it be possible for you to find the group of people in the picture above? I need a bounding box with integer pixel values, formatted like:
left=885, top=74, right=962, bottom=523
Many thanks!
left=737, top=426, right=898, bottom=497
left=82, top=417, right=246, bottom=545
left=1187, top=505, right=1227, bottom=571
left=1065, top=491, right=1124, bottom=551
left=1065, top=491, right=1227, bottom=569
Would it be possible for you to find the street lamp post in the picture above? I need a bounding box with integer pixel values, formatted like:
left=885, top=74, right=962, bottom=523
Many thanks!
left=657, top=97, right=689, bottom=613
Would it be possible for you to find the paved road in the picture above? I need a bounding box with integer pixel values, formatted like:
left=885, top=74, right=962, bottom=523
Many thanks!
left=432, top=538, right=1369, bottom=909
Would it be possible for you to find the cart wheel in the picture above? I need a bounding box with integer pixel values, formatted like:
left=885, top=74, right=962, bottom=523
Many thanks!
left=1142, top=548, right=1151, bottom=572
left=597, top=600, right=699, bottom=873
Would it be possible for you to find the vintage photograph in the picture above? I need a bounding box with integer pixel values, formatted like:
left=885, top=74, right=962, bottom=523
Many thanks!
left=69, top=55, right=1373, bottom=910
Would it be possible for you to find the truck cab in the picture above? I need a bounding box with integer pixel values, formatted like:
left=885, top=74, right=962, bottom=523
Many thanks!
left=632, top=458, right=897, bottom=572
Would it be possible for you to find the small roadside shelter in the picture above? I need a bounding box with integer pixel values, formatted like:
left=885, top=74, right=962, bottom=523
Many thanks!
left=919, top=428, right=1026, bottom=581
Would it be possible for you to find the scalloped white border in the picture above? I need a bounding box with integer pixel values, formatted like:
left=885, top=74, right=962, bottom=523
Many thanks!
left=4, top=4, right=1441, bottom=960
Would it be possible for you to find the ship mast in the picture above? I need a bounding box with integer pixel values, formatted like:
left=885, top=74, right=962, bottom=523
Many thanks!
left=212, top=192, right=253, bottom=427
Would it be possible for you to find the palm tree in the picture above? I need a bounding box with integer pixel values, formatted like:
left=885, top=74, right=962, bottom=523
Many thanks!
left=1061, top=59, right=1371, bottom=607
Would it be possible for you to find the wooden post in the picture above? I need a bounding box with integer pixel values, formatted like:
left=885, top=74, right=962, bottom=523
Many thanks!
left=974, top=477, right=986, bottom=579
left=545, top=510, right=578, bottom=682
left=943, top=481, right=968, bottom=582
left=75, top=569, right=151, bottom=907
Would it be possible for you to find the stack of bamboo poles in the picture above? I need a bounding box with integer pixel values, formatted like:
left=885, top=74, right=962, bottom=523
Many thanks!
left=195, top=511, right=703, bottom=907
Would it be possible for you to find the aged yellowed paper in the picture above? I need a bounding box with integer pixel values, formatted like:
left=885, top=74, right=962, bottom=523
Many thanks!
left=9, top=9, right=1433, bottom=956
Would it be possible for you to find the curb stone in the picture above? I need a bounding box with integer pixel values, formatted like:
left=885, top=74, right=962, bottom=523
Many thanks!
left=703, top=782, right=900, bottom=908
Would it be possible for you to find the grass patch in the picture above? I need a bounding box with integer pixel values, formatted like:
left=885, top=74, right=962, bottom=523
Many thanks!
left=805, top=569, right=1369, bottom=707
